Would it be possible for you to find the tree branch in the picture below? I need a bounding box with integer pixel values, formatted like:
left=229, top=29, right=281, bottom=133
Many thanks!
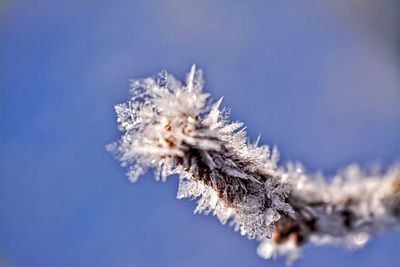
left=108, top=66, right=400, bottom=263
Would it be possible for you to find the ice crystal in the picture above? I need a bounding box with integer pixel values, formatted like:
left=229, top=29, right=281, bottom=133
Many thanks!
left=108, top=66, right=400, bottom=263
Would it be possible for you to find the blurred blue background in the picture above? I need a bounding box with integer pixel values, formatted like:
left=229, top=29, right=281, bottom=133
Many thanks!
left=1, top=1, right=400, bottom=266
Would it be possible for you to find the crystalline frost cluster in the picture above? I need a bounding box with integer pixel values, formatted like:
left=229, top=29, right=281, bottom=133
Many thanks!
left=108, top=66, right=400, bottom=263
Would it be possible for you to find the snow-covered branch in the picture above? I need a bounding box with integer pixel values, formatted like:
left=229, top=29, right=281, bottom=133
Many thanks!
left=108, top=66, right=400, bottom=263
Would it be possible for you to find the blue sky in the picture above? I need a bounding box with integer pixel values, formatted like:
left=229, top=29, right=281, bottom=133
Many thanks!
left=1, top=1, right=400, bottom=267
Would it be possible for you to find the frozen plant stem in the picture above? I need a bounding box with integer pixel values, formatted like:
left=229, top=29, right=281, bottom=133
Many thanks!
left=108, top=65, right=400, bottom=263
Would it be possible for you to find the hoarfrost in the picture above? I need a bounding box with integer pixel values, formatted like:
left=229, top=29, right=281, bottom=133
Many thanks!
left=108, top=66, right=400, bottom=263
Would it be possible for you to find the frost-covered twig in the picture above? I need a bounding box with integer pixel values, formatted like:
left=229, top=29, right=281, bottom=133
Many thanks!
left=107, top=66, right=400, bottom=263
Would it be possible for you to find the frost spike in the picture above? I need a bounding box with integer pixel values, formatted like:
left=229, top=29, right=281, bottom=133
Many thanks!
left=186, top=64, right=196, bottom=92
